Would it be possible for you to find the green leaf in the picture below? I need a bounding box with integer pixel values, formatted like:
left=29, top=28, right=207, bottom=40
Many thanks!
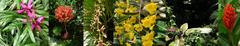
left=169, top=37, right=184, bottom=46
left=0, top=0, right=8, bottom=11
left=28, top=30, right=36, bottom=43
left=232, top=14, right=240, bottom=45
left=218, top=20, right=228, bottom=34
left=233, top=15, right=240, bottom=35
left=21, top=33, right=29, bottom=45
left=35, top=4, right=44, bottom=10
left=17, top=0, right=21, bottom=9
left=19, top=28, right=28, bottom=43
left=156, top=21, right=167, bottom=31
left=219, top=36, right=230, bottom=46
left=230, top=0, right=238, bottom=4
left=53, top=26, right=61, bottom=36
left=2, top=21, right=17, bottom=32
left=13, top=31, right=20, bottom=46
left=26, top=23, right=36, bottom=43
left=35, top=10, right=49, bottom=16
left=180, top=23, right=188, bottom=32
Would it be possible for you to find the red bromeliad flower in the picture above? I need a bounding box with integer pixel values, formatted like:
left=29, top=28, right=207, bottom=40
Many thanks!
left=55, top=6, right=74, bottom=23
left=223, top=4, right=237, bottom=32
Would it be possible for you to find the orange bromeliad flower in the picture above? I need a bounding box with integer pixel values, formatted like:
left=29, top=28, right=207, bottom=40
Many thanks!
left=223, top=4, right=237, bottom=32
left=55, top=6, right=74, bottom=23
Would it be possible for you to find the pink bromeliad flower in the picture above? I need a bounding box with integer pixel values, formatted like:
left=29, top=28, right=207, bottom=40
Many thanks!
left=17, top=0, right=44, bottom=31
left=31, top=16, right=44, bottom=31
left=17, top=0, right=35, bottom=19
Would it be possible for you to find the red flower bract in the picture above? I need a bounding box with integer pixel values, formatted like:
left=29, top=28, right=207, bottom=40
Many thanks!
left=223, top=4, right=237, bottom=32
left=55, top=6, right=74, bottom=23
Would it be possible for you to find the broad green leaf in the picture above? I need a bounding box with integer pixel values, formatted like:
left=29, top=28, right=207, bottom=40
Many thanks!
left=180, top=23, right=188, bottom=32
left=156, top=21, right=167, bottom=31
left=169, top=37, right=184, bottom=46
left=219, top=36, right=230, bottom=46
left=185, top=28, right=212, bottom=35
left=218, top=21, right=228, bottom=34
left=232, top=14, right=240, bottom=45
left=233, top=14, right=240, bottom=35
left=230, top=0, right=238, bottom=4
left=154, top=33, right=164, bottom=39
left=169, top=39, right=179, bottom=46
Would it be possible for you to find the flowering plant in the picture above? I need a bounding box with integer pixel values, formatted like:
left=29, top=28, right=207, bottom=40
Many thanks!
left=0, top=0, right=49, bottom=45
left=218, top=0, right=240, bottom=46
left=113, top=0, right=175, bottom=46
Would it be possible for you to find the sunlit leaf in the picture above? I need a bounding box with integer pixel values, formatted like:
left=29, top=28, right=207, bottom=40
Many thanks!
left=180, top=23, right=188, bottom=32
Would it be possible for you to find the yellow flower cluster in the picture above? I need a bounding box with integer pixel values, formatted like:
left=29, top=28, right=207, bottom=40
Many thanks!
left=141, top=31, right=155, bottom=46
left=127, top=31, right=134, bottom=40
left=126, top=31, right=137, bottom=44
left=116, top=1, right=126, bottom=8
left=115, top=26, right=123, bottom=35
left=125, top=5, right=137, bottom=13
left=134, top=24, right=143, bottom=32
left=145, top=2, right=158, bottom=15
left=141, top=15, right=157, bottom=30
left=115, top=0, right=138, bottom=17
left=124, top=23, right=133, bottom=32
left=115, top=0, right=139, bottom=36
left=125, top=16, right=137, bottom=24
left=115, top=8, right=124, bottom=16
left=114, top=0, right=159, bottom=46
left=126, top=43, right=131, bottom=46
